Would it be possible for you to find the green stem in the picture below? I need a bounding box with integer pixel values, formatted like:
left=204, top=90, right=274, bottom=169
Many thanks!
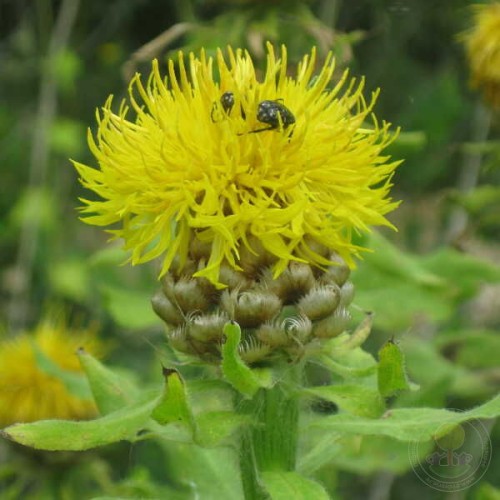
left=237, top=364, right=302, bottom=499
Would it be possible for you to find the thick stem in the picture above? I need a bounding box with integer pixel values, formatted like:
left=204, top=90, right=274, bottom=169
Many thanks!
left=237, top=364, right=302, bottom=499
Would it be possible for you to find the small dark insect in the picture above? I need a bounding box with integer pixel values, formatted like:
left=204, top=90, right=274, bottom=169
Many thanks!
left=211, top=91, right=235, bottom=122
left=250, top=99, right=295, bottom=134
left=220, top=91, right=235, bottom=114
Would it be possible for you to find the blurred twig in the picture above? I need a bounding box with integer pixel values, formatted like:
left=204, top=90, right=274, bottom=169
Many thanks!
left=319, top=0, right=340, bottom=30
left=445, top=102, right=491, bottom=243
left=7, top=0, right=80, bottom=330
left=121, top=22, right=195, bottom=81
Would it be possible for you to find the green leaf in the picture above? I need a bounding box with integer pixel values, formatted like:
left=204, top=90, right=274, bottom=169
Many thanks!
left=88, top=246, right=130, bottom=267
left=48, top=257, right=90, bottom=302
left=298, top=430, right=342, bottom=476
left=473, top=482, right=500, bottom=500
left=146, top=420, right=192, bottom=444
left=449, top=184, right=500, bottom=214
left=221, top=321, right=262, bottom=398
left=320, top=335, right=378, bottom=379
left=9, top=187, right=57, bottom=233
left=305, top=384, right=385, bottom=418
left=377, top=339, right=411, bottom=398
left=318, top=355, right=377, bottom=379
left=261, top=471, right=329, bottom=500
left=1, top=395, right=159, bottom=451
left=350, top=233, right=500, bottom=331
left=100, top=284, right=158, bottom=329
left=421, top=248, right=500, bottom=298
left=393, top=130, right=427, bottom=149
left=162, top=442, right=243, bottom=499
left=310, top=393, right=500, bottom=442
left=186, top=379, right=235, bottom=413
left=352, top=279, right=453, bottom=331
left=77, top=349, right=137, bottom=415
left=32, top=343, right=92, bottom=400
left=402, top=338, right=488, bottom=400
left=360, top=232, right=444, bottom=288
left=89, top=465, right=188, bottom=500
left=50, top=49, right=82, bottom=91
left=195, top=411, right=250, bottom=447
left=330, top=435, right=432, bottom=474
left=151, top=369, right=195, bottom=433
left=49, top=118, right=85, bottom=156
left=350, top=234, right=451, bottom=330
left=437, top=329, right=500, bottom=369
left=459, top=140, right=500, bottom=155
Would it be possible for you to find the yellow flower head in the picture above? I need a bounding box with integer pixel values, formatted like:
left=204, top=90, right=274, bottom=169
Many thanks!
left=0, top=315, right=100, bottom=426
left=462, top=2, right=500, bottom=107
left=74, top=44, right=401, bottom=287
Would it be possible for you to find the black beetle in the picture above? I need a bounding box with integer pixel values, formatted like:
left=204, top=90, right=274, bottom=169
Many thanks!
left=250, top=99, right=295, bottom=133
left=211, top=91, right=235, bottom=122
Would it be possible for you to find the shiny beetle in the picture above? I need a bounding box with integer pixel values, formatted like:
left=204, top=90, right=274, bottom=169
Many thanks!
left=250, top=99, right=295, bottom=133
left=219, top=91, right=235, bottom=114
left=211, top=91, right=235, bottom=122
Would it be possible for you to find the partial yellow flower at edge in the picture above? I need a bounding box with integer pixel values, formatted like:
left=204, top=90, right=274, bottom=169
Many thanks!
left=74, top=43, right=402, bottom=287
left=0, top=316, right=101, bottom=426
left=461, top=2, right=500, bottom=108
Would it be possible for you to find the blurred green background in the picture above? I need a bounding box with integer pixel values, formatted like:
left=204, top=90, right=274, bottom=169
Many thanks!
left=1, top=0, right=499, bottom=498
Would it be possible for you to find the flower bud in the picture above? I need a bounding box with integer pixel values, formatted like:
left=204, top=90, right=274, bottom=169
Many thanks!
left=162, top=276, right=210, bottom=313
left=189, top=338, right=220, bottom=360
left=151, top=291, right=184, bottom=326
left=313, top=307, right=351, bottom=339
left=256, top=321, right=289, bottom=347
left=187, top=312, right=227, bottom=342
left=322, top=253, right=350, bottom=287
left=339, top=281, right=355, bottom=307
left=221, top=288, right=282, bottom=328
left=263, top=262, right=316, bottom=304
left=283, top=315, right=312, bottom=344
left=168, top=327, right=192, bottom=354
left=302, top=236, right=330, bottom=261
left=169, top=256, right=197, bottom=280
left=298, top=285, right=341, bottom=321
left=218, top=264, right=253, bottom=290
left=239, top=338, right=271, bottom=364
left=189, top=237, right=212, bottom=261
left=239, top=236, right=278, bottom=277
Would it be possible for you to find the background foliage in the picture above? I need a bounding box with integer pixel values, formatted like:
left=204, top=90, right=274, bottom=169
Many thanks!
left=1, top=0, right=499, bottom=498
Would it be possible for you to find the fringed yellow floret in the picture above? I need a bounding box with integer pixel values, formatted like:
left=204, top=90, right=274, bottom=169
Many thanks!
left=74, top=43, right=401, bottom=287
left=0, top=314, right=101, bottom=426
left=461, top=3, right=500, bottom=107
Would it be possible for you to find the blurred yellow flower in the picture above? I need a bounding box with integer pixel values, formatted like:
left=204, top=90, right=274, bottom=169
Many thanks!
left=74, top=44, right=401, bottom=287
left=0, top=315, right=100, bottom=426
left=462, top=2, right=500, bottom=107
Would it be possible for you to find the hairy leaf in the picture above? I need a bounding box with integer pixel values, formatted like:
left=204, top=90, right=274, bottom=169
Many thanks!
left=261, top=471, right=329, bottom=500
left=310, top=393, right=500, bottom=442
left=2, top=396, right=159, bottom=451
